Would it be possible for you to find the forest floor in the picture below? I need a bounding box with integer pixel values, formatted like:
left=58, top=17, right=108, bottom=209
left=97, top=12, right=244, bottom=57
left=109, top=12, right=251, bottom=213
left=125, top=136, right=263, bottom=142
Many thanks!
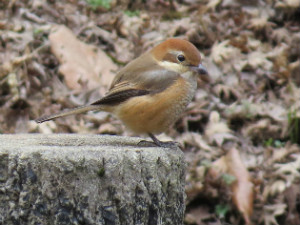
left=1, top=0, right=300, bottom=224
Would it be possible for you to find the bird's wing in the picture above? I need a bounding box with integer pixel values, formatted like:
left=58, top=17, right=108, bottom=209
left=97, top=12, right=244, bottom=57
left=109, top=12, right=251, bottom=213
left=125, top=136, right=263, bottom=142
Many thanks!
left=91, top=53, right=180, bottom=106
left=90, top=89, right=150, bottom=106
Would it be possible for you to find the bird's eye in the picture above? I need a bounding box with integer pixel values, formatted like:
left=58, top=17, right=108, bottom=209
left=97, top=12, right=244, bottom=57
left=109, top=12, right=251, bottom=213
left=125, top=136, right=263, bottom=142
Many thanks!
left=177, top=54, right=185, bottom=62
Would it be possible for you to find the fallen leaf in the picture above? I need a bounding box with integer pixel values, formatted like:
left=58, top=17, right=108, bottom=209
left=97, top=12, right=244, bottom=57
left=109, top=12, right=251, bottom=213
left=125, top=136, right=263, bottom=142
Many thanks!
left=275, top=0, right=300, bottom=9
left=249, top=16, right=275, bottom=31
left=181, top=132, right=214, bottom=153
left=49, top=25, right=117, bottom=95
left=284, top=184, right=300, bottom=225
left=205, top=111, right=237, bottom=146
left=262, top=179, right=286, bottom=199
left=213, top=84, right=240, bottom=102
left=207, top=0, right=222, bottom=10
left=210, top=40, right=240, bottom=65
left=247, top=51, right=273, bottom=71
left=260, top=204, right=287, bottom=225
left=243, top=118, right=282, bottom=143
left=209, top=148, right=254, bottom=225
left=274, top=153, right=300, bottom=185
left=249, top=17, right=269, bottom=30
left=185, top=206, right=214, bottom=225
left=226, top=148, right=254, bottom=225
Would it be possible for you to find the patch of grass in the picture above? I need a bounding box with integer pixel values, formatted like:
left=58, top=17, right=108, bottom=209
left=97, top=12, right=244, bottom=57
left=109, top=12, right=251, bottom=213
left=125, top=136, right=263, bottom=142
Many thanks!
left=97, top=166, right=105, bottom=177
left=33, top=28, right=43, bottom=36
left=241, top=100, right=256, bottom=119
left=106, top=53, right=126, bottom=66
left=264, top=138, right=285, bottom=148
left=124, top=10, right=140, bottom=17
left=221, top=173, right=236, bottom=185
left=264, top=138, right=273, bottom=147
left=200, top=159, right=212, bottom=168
left=86, top=0, right=111, bottom=10
left=274, top=140, right=285, bottom=148
left=215, top=204, right=231, bottom=219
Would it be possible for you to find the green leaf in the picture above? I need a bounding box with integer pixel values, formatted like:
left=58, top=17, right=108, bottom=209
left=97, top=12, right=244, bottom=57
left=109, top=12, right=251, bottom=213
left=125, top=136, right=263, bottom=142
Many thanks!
left=215, top=204, right=231, bottom=218
left=124, top=10, right=140, bottom=17
left=86, top=0, right=111, bottom=10
left=221, top=173, right=236, bottom=185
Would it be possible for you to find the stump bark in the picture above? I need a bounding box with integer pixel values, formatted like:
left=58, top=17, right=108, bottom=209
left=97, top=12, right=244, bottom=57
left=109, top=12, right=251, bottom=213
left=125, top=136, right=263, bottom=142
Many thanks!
left=0, top=134, right=186, bottom=225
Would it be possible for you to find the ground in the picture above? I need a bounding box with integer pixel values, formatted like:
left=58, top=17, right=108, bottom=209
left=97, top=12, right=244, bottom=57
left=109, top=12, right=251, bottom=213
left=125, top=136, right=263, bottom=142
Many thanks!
left=0, top=0, right=300, bottom=224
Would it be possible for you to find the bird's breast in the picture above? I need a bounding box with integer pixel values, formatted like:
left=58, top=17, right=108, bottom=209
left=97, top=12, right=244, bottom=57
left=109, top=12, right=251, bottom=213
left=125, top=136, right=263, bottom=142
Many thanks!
left=114, top=76, right=197, bottom=134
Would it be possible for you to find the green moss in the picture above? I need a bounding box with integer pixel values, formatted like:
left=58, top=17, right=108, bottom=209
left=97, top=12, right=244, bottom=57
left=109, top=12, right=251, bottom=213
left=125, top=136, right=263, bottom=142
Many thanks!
left=221, top=173, right=236, bottom=185
left=215, top=204, right=231, bottom=219
left=264, top=138, right=285, bottom=148
left=86, top=0, right=111, bottom=10
left=124, top=10, right=140, bottom=17
left=97, top=166, right=105, bottom=177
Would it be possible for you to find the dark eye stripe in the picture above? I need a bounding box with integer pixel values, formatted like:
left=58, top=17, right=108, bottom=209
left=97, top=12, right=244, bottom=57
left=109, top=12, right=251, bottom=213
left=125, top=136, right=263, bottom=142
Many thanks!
left=162, top=53, right=178, bottom=63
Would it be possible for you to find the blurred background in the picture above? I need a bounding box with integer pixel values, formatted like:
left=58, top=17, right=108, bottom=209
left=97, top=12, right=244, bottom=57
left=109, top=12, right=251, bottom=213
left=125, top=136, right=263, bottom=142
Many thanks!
left=0, top=0, right=299, bottom=224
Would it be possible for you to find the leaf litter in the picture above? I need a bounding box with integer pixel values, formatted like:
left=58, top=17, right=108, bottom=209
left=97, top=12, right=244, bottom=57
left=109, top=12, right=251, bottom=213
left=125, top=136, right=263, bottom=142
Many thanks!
left=0, top=0, right=300, bottom=224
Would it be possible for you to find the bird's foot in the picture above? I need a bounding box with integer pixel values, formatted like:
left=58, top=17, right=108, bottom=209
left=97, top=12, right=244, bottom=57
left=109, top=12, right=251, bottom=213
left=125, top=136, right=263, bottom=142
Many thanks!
left=137, top=140, right=158, bottom=147
left=137, top=140, right=181, bottom=149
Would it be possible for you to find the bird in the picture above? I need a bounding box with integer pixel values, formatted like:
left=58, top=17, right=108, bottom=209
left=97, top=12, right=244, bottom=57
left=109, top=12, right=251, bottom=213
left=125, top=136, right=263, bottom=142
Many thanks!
left=36, top=38, right=208, bottom=148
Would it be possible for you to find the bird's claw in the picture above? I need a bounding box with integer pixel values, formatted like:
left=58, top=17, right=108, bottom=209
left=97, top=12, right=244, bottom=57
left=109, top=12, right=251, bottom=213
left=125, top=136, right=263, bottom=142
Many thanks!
left=137, top=140, right=181, bottom=149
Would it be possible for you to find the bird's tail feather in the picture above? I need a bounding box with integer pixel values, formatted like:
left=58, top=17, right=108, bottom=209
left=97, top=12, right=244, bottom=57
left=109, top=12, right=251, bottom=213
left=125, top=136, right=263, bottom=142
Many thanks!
left=35, top=105, right=100, bottom=123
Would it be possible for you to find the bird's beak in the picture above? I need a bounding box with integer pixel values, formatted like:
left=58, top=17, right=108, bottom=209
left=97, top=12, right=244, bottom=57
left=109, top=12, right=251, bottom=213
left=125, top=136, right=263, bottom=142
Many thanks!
left=196, top=64, right=208, bottom=75
left=191, top=64, right=210, bottom=83
left=190, top=63, right=208, bottom=75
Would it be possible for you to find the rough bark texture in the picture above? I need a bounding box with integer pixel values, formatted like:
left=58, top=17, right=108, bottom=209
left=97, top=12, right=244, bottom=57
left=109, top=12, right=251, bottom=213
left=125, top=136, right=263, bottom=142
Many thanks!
left=0, top=134, right=186, bottom=225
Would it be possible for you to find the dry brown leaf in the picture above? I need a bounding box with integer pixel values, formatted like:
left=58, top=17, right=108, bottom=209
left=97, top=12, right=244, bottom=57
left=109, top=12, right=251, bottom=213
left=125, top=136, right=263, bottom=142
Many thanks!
left=205, top=111, right=236, bottom=146
left=249, top=17, right=269, bottom=30
left=185, top=180, right=205, bottom=203
left=265, top=145, right=298, bottom=166
left=275, top=0, right=300, bottom=9
left=185, top=206, right=214, bottom=225
left=256, top=102, right=287, bottom=122
left=49, top=25, right=117, bottom=94
left=209, top=148, right=254, bottom=225
left=207, top=0, right=222, bottom=10
left=247, top=51, right=273, bottom=71
left=243, top=118, right=282, bottom=143
left=274, top=154, right=300, bottom=184
left=260, top=204, right=287, bottom=225
left=181, top=132, right=214, bottom=153
left=271, top=28, right=292, bottom=44
left=226, top=149, right=254, bottom=225
left=263, top=148, right=300, bottom=200
left=210, top=40, right=240, bottom=65
left=209, top=155, right=228, bottom=176
left=249, top=16, right=276, bottom=31
left=98, top=122, right=119, bottom=134
left=284, top=184, right=300, bottom=225
left=213, top=84, right=240, bottom=101
left=262, top=179, right=286, bottom=199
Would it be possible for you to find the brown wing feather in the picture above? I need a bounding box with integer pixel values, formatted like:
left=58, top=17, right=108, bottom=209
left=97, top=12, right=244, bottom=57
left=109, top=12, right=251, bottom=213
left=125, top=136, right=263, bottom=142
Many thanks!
left=87, top=51, right=180, bottom=107
left=91, top=89, right=149, bottom=106
left=108, top=52, right=180, bottom=94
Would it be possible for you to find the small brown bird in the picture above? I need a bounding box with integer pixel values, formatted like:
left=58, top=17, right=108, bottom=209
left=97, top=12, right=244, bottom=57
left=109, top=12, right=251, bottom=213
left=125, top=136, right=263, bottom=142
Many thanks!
left=36, top=38, right=208, bottom=147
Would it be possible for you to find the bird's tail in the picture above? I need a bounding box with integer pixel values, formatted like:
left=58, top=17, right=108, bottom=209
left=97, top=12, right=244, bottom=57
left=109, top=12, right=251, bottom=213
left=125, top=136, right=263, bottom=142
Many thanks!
left=35, top=105, right=101, bottom=123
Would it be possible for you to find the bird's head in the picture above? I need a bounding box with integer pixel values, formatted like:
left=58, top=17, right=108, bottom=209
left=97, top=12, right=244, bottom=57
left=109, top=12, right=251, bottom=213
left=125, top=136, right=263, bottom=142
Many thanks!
left=151, top=38, right=209, bottom=82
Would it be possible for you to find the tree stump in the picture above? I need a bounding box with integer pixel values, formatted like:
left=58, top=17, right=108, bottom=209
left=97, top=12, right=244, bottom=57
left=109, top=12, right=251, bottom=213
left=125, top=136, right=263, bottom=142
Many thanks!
left=0, top=134, right=186, bottom=225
